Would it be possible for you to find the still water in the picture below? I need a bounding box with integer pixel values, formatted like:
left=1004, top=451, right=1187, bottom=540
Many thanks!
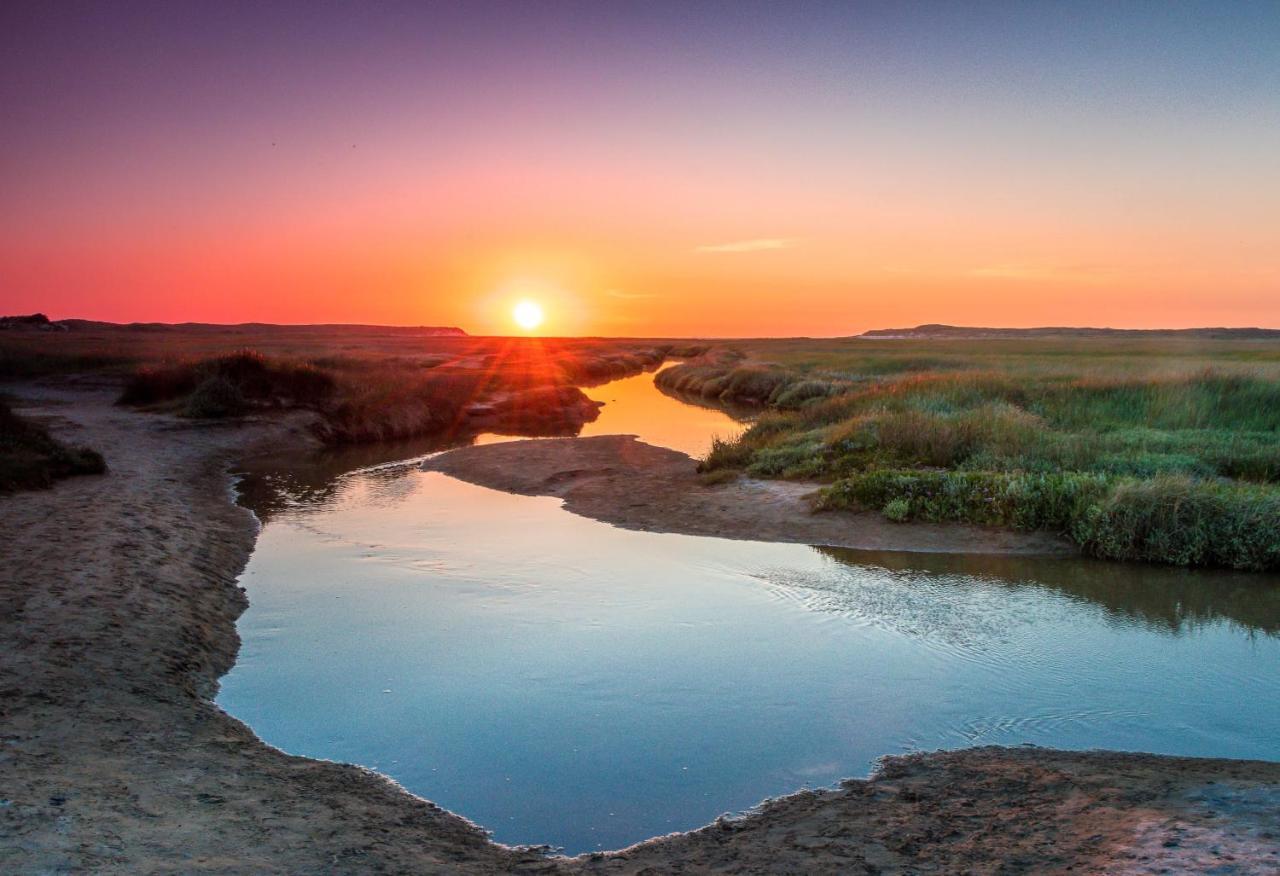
left=473, top=366, right=750, bottom=457
left=219, top=372, right=1280, bottom=853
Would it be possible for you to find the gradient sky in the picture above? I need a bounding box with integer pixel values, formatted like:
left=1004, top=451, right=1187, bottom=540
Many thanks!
left=2, top=0, right=1277, bottom=335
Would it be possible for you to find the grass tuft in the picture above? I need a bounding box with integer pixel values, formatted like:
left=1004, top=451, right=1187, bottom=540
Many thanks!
left=0, top=399, right=106, bottom=492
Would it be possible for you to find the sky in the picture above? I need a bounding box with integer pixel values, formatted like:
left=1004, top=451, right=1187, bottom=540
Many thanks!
left=2, top=0, right=1278, bottom=336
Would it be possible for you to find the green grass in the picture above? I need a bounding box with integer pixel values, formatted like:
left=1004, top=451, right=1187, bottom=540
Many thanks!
left=684, top=338, right=1280, bottom=571
left=0, top=399, right=106, bottom=492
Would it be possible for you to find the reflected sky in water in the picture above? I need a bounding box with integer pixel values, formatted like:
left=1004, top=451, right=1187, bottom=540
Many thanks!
left=220, top=376, right=1280, bottom=854
left=476, top=365, right=750, bottom=457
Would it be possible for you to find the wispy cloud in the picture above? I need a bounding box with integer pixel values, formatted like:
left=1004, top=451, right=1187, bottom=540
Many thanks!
left=605, top=289, right=660, bottom=300
left=695, top=237, right=797, bottom=253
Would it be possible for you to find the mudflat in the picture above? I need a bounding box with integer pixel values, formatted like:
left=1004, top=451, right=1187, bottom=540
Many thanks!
left=0, top=385, right=541, bottom=874
left=3, top=384, right=1279, bottom=874
left=424, top=434, right=1075, bottom=556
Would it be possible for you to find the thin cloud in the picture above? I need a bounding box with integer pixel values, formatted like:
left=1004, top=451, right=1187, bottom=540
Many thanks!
left=695, top=238, right=797, bottom=253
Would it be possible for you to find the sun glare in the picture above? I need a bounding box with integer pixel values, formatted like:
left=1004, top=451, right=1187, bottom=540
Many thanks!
left=513, top=300, right=545, bottom=332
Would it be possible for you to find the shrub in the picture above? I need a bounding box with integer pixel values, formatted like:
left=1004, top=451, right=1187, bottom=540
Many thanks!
left=774, top=380, right=834, bottom=408
left=697, top=468, right=739, bottom=487
left=747, top=440, right=826, bottom=478
left=1075, top=477, right=1280, bottom=571
left=817, top=468, right=1280, bottom=570
left=184, top=376, right=247, bottom=418
left=722, top=367, right=792, bottom=403
left=119, top=351, right=336, bottom=409
left=817, top=469, right=1112, bottom=533
left=882, top=498, right=911, bottom=522
left=698, top=435, right=754, bottom=472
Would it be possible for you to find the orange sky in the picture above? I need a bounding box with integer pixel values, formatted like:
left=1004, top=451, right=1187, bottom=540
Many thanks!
left=3, top=3, right=1277, bottom=336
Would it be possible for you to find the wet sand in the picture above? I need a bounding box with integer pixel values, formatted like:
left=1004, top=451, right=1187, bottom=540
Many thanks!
left=424, top=434, right=1075, bottom=557
left=3, top=384, right=1278, bottom=874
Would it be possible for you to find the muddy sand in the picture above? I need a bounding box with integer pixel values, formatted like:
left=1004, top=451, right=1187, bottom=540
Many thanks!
left=3, top=384, right=1279, bottom=874
left=424, top=434, right=1074, bottom=556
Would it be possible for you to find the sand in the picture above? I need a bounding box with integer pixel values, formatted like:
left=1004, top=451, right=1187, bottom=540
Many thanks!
left=424, top=434, right=1075, bottom=556
left=3, top=383, right=1278, bottom=874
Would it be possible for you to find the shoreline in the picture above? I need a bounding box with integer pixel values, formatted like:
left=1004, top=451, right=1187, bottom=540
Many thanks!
left=3, top=382, right=1278, bottom=873
left=424, top=434, right=1076, bottom=557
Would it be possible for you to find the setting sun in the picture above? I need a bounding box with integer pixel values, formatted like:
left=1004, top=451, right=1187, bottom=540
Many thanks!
left=513, top=300, right=544, bottom=332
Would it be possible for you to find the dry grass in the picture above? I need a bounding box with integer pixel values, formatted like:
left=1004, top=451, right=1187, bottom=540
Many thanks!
left=1, top=326, right=689, bottom=446
left=0, top=398, right=105, bottom=492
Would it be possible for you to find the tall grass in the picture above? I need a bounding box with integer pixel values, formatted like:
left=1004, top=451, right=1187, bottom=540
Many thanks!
left=817, top=471, right=1280, bottom=571
left=112, top=344, right=672, bottom=445
left=690, top=341, right=1280, bottom=571
left=118, top=351, right=336, bottom=409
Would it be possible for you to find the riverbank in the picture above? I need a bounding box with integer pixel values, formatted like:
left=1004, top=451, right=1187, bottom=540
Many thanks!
left=3, top=382, right=1279, bottom=873
left=424, top=434, right=1075, bottom=556
left=0, top=383, right=545, bottom=873
left=659, top=338, right=1280, bottom=571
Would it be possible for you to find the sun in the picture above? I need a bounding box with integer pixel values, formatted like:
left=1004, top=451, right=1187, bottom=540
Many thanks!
left=512, top=299, right=544, bottom=332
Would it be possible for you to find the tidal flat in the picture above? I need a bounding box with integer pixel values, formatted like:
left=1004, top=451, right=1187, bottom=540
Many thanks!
left=3, top=327, right=1280, bottom=872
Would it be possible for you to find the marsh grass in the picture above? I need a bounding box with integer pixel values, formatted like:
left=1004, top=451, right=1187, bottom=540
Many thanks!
left=689, top=338, right=1280, bottom=570
left=92, top=336, right=683, bottom=445
left=118, top=351, right=336, bottom=410
left=0, top=398, right=105, bottom=492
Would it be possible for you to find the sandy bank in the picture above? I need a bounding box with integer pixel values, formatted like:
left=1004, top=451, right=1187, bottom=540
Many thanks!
left=0, top=384, right=548, bottom=874
left=424, top=434, right=1075, bottom=556
left=3, top=386, right=1278, bottom=873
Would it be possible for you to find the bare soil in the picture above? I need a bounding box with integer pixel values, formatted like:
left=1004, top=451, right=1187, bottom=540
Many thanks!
left=2, top=384, right=1277, bottom=874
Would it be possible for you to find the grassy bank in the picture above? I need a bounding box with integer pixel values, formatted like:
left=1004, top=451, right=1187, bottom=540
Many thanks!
left=0, top=398, right=105, bottom=492
left=101, top=340, right=702, bottom=445
left=680, top=338, right=1280, bottom=570
left=1, top=325, right=700, bottom=446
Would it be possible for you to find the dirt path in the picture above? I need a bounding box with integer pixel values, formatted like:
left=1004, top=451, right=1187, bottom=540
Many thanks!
left=425, top=434, right=1075, bottom=556
left=3, top=385, right=1278, bottom=873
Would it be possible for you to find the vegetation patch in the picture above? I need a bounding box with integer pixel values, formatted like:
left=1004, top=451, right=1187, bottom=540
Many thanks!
left=119, top=351, right=336, bottom=412
left=691, top=338, right=1280, bottom=571
left=0, top=399, right=106, bottom=492
left=105, top=342, right=681, bottom=446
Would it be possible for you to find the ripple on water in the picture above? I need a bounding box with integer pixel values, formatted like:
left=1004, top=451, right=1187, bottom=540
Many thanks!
left=222, top=373, right=1280, bottom=854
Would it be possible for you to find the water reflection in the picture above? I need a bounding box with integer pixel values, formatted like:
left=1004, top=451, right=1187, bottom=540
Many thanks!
left=237, top=434, right=464, bottom=521
left=805, top=548, right=1280, bottom=638
left=221, top=372, right=1280, bottom=854
left=240, top=445, right=1280, bottom=642
left=239, top=367, right=750, bottom=523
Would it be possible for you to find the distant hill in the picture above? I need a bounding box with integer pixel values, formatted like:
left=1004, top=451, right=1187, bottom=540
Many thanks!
left=11, top=319, right=467, bottom=337
left=0, top=313, right=67, bottom=331
left=858, top=324, right=1280, bottom=340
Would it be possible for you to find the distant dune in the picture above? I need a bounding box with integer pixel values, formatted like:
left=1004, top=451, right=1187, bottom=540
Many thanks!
left=859, top=323, right=1280, bottom=340
left=46, top=320, right=471, bottom=338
